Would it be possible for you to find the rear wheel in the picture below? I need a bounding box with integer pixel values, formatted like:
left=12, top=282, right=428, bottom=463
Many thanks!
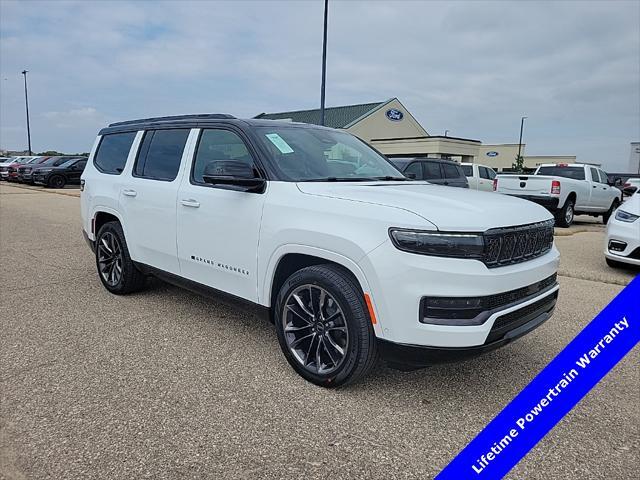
left=602, top=199, right=620, bottom=225
left=48, top=175, right=66, bottom=189
left=95, top=221, right=147, bottom=294
left=555, top=198, right=574, bottom=228
left=274, top=265, right=378, bottom=387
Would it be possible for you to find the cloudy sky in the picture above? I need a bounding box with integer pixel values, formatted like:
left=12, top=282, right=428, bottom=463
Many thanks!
left=1, top=0, right=638, bottom=170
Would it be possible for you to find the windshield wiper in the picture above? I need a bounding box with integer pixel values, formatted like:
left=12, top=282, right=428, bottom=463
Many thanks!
left=371, top=176, right=410, bottom=181
left=300, top=177, right=377, bottom=182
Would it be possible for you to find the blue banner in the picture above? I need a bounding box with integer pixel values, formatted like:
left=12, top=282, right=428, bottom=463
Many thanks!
left=436, top=276, right=640, bottom=480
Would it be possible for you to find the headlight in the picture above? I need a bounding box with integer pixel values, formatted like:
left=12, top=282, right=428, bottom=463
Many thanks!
left=615, top=209, right=639, bottom=223
left=389, top=228, right=484, bottom=259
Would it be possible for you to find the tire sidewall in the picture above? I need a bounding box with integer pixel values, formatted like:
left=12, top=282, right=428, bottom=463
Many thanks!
left=49, top=175, right=65, bottom=188
left=274, top=268, right=370, bottom=387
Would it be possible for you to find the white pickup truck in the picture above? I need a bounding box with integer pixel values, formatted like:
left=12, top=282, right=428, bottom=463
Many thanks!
left=461, top=162, right=497, bottom=192
left=495, top=163, right=622, bottom=227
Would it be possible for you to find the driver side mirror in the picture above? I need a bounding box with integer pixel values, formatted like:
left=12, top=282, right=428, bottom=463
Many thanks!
left=202, top=161, right=266, bottom=193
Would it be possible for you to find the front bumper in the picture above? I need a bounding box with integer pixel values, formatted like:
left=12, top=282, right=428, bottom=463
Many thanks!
left=359, top=240, right=560, bottom=347
left=379, top=293, right=555, bottom=368
left=509, top=195, right=560, bottom=211
left=605, top=216, right=640, bottom=266
left=32, top=173, right=49, bottom=185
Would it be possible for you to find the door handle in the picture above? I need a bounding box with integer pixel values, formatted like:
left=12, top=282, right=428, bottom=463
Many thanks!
left=181, top=199, right=200, bottom=208
left=592, top=185, right=597, bottom=188
left=123, top=189, right=137, bottom=197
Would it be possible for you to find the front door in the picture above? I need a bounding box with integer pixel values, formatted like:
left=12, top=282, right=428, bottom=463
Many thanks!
left=176, top=127, right=266, bottom=302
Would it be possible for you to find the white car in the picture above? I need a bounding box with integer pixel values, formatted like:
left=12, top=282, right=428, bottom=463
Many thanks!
left=81, top=114, right=560, bottom=387
left=605, top=192, right=640, bottom=268
left=460, top=162, right=497, bottom=192
left=495, top=163, right=623, bottom=227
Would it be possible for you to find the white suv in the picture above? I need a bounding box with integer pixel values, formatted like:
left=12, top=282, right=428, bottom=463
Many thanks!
left=81, top=114, right=560, bottom=387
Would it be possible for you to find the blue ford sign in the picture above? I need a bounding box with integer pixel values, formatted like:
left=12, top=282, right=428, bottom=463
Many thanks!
left=486, top=151, right=499, bottom=157
left=385, top=109, right=404, bottom=121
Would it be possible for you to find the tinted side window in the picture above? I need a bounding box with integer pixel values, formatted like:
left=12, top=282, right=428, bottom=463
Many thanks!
left=192, top=129, right=255, bottom=184
left=461, top=165, right=472, bottom=176
left=404, top=162, right=423, bottom=180
left=443, top=163, right=462, bottom=179
left=423, top=162, right=442, bottom=180
left=134, top=129, right=189, bottom=181
left=94, top=132, right=136, bottom=175
left=589, top=167, right=600, bottom=183
left=598, top=169, right=608, bottom=184
left=487, top=167, right=497, bottom=179
left=76, top=160, right=87, bottom=170
left=479, top=166, right=491, bottom=179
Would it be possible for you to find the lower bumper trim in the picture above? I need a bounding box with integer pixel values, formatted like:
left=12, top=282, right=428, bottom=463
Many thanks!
left=378, top=306, right=554, bottom=369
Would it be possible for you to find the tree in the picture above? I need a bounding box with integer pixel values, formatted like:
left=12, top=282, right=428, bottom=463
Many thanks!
left=512, top=154, right=525, bottom=172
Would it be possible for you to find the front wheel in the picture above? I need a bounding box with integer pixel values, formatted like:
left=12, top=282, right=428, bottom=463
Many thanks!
left=274, top=265, right=378, bottom=387
left=602, top=199, right=620, bottom=225
left=555, top=198, right=575, bottom=228
left=48, top=175, right=66, bottom=189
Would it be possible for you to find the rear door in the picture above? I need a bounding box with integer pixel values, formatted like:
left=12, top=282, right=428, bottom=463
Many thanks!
left=588, top=166, right=609, bottom=210
left=176, top=127, right=266, bottom=302
left=423, top=161, right=445, bottom=185
left=442, top=162, right=467, bottom=188
left=119, top=128, right=193, bottom=274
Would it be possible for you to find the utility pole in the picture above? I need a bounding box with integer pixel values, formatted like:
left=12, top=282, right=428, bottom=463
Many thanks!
left=21, top=70, right=32, bottom=155
left=517, top=116, right=527, bottom=162
left=319, top=0, right=328, bottom=126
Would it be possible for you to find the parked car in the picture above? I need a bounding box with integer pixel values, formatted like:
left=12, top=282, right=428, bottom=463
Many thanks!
left=82, top=114, right=559, bottom=387
left=460, top=162, right=497, bottom=191
left=495, top=163, right=623, bottom=227
left=388, top=157, right=469, bottom=188
left=33, top=157, right=87, bottom=188
left=622, top=178, right=640, bottom=196
left=604, top=191, right=639, bottom=269
left=0, top=156, right=39, bottom=181
left=17, top=156, right=50, bottom=183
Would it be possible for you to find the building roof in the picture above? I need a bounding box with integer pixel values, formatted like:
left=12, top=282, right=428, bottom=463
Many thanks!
left=254, top=99, right=394, bottom=129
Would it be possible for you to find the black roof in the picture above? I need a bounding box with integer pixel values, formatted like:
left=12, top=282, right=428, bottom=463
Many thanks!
left=99, top=114, right=338, bottom=135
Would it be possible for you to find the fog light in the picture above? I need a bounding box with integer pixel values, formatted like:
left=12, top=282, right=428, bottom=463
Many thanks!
left=422, top=297, right=485, bottom=324
left=608, top=240, right=627, bottom=252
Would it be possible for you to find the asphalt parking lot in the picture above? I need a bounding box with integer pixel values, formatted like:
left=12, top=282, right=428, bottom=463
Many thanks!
left=1, top=183, right=638, bottom=480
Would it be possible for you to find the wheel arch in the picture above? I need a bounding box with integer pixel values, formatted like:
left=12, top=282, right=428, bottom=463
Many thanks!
left=90, top=207, right=126, bottom=241
left=263, top=247, right=372, bottom=309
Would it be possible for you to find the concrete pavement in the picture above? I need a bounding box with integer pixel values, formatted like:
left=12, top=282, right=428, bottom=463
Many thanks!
left=1, top=183, right=638, bottom=479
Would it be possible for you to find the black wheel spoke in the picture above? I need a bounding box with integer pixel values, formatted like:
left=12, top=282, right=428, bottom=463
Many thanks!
left=282, top=284, right=349, bottom=376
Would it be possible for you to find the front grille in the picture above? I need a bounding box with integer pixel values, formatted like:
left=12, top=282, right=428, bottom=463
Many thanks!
left=485, top=290, right=558, bottom=343
left=482, top=220, right=555, bottom=268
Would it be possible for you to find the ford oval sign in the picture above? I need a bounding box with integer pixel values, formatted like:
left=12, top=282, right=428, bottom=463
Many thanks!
left=486, top=151, right=499, bottom=157
left=385, top=109, right=404, bottom=121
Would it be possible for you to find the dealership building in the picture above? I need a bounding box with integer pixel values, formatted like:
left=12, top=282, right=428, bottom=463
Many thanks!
left=255, top=98, right=576, bottom=171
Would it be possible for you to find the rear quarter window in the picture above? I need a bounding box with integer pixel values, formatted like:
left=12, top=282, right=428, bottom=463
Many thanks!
left=443, top=163, right=463, bottom=179
left=94, top=132, right=137, bottom=175
left=423, top=162, right=442, bottom=180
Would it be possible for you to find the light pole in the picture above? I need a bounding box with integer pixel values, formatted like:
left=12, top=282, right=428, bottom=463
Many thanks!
left=444, top=130, right=449, bottom=137
left=517, top=116, right=527, bottom=163
left=21, top=70, right=32, bottom=155
left=319, top=0, right=328, bottom=126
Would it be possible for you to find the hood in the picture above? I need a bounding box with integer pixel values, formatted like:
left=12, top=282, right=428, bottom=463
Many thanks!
left=619, top=192, right=640, bottom=216
left=297, top=181, right=553, bottom=231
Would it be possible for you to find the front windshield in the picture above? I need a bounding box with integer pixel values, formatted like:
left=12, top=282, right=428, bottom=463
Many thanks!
left=255, top=125, right=406, bottom=181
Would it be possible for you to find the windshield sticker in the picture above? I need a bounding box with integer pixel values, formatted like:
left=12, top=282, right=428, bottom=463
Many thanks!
left=265, top=133, right=294, bottom=154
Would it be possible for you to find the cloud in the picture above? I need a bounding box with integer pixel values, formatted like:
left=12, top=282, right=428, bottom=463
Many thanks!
left=0, top=0, right=638, bottom=170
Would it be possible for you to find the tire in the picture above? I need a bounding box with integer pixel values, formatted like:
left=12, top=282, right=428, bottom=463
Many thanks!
left=48, top=175, right=66, bottom=189
left=555, top=198, right=575, bottom=228
left=95, top=221, right=147, bottom=294
left=274, top=264, right=378, bottom=388
left=602, top=199, right=620, bottom=225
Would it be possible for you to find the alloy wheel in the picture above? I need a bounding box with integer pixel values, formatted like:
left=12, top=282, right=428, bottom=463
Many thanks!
left=565, top=203, right=574, bottom=224
left=282, top=284, right=349, bottom=375
left=97, top=232, right=123, bottom=287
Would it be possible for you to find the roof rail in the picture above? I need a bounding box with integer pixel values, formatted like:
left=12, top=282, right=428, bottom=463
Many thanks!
left=109, top=114, right=236, bottom=127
